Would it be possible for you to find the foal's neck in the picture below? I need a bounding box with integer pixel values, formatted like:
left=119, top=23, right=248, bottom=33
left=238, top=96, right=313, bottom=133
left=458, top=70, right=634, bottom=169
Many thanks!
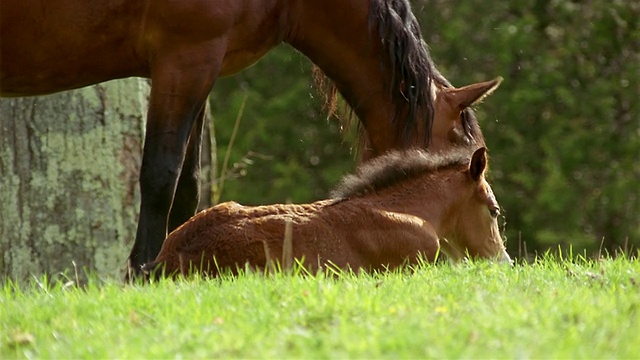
left=366, top=173, right=463, bottom=234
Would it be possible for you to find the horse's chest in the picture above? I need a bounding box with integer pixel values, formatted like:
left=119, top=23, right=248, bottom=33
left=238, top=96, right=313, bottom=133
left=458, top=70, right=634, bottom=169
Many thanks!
left=219, top=45, right=273, bottom=77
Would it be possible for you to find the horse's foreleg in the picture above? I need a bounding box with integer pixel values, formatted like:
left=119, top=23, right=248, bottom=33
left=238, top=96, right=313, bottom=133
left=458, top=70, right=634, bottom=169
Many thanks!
left=127, top=50, right=221, bottom=278
left=168, top=102, right=208, bottom=232
left=128, top=98, right=205, bottom=277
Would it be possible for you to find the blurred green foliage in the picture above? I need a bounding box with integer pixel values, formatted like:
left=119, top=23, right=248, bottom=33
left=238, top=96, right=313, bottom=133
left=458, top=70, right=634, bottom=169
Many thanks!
left=210, top=47, right=357, bottom=205
left=209, top=0, right=639, bottom=257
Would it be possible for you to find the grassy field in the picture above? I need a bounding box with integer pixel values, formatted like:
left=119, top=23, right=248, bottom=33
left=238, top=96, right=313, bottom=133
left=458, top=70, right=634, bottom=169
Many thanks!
left=1, top=257, right=639, bottom=359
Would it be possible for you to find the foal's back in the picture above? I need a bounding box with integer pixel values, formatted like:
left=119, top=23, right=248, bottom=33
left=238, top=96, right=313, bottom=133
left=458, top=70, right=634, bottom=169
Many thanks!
left=147, top=192, right=442, bottom=277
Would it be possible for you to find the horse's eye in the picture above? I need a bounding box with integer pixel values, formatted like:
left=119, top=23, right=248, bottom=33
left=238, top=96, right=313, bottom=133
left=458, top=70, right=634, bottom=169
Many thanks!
left=489, top=207, right=500, bottom=219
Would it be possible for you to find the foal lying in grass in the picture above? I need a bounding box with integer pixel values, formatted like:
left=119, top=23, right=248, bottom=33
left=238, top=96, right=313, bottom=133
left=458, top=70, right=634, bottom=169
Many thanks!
left=144, top=147, right=510, bottom=278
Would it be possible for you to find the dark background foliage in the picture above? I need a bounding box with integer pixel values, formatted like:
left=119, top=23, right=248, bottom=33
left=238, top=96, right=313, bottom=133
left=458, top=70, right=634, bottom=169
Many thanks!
left=210, top=0, right=639, bottom=258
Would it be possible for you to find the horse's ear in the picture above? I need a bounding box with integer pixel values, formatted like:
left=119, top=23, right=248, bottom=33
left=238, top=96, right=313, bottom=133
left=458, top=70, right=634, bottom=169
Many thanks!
left=444, top=77, right=502, bottom=111
left=469, top=147, right=487, bottom=181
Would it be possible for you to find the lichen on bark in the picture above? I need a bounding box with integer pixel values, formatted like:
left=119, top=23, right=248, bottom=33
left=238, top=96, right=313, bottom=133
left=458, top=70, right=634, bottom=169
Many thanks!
left=0, top=79, right=150, bottom=281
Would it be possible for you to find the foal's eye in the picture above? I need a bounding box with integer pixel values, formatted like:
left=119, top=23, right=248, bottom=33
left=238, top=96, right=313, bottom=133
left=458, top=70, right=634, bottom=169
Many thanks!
left=489, top=208, right=500, bottom=219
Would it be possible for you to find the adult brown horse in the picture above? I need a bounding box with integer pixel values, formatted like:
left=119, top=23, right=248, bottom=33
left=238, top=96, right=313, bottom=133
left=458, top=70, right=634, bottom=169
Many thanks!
left=0, top=0, right=501, bottom=276
left=143, top=147, right=510, bottom=279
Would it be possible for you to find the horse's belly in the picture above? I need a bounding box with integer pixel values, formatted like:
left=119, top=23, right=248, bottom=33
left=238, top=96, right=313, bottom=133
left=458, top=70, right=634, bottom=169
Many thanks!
left=0, top=65, right=144, bottom=97
left=0, top=35, right=145, bottom=96
left=0, top=0, right=146, bottom=96
left=1, top=71, right=109, bottom=97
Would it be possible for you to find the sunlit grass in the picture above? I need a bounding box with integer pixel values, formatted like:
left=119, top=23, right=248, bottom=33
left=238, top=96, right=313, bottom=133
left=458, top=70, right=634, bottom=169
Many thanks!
left=1, top=256, right=639, bottom=358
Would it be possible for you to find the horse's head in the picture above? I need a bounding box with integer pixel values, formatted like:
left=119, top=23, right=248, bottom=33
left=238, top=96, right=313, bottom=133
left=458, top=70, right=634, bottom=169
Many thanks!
left=441, top=147, right=511, bottom=263
left=359, top=77, right=503, bottom=162
left=429, top=78, right=502, bottom=153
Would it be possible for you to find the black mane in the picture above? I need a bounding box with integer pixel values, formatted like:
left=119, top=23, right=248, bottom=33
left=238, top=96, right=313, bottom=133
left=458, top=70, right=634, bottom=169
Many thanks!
left=313, top=0, right=484, bottom=148
left=369, top=0, right=483, bottom=145
left=330, top=148, right=470, bottom=199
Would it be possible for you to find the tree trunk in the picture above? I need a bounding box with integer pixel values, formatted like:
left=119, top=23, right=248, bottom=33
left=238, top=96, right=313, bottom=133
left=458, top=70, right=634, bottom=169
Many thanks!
left=0, top=79, right=150, bottom=281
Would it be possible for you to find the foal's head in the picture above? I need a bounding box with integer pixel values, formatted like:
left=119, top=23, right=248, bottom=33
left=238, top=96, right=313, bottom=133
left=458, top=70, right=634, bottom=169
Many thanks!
left=442, top=148, right=511, bottom=263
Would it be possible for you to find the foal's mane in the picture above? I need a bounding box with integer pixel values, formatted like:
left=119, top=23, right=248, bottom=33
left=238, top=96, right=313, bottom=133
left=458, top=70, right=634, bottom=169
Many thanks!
left=330, top=148, right=471, bottom=199
left=314, top=0, right=482, bottom=147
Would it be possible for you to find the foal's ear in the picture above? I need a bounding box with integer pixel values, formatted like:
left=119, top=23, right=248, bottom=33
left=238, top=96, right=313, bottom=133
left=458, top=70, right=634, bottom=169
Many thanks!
left=469, top=147, right=487, bottom=181
left=443, top=77, right=503, bottom=111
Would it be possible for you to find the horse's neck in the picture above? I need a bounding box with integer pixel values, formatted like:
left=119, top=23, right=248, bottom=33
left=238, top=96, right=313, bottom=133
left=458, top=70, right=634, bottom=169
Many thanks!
left=284, top=0, right=395, bottom=146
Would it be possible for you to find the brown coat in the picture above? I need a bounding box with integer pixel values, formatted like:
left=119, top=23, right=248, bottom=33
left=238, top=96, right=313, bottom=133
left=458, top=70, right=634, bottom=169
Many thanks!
left=145, top=148, right=510, bottom=278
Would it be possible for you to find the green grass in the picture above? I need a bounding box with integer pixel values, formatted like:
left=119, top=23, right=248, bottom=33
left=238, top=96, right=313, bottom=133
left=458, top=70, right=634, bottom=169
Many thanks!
left=1, top=257, right=639, bottom=359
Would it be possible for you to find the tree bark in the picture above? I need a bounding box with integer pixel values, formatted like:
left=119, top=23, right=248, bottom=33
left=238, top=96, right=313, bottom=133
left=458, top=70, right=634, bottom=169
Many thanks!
left=0, top=79, right=150, bottom=281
